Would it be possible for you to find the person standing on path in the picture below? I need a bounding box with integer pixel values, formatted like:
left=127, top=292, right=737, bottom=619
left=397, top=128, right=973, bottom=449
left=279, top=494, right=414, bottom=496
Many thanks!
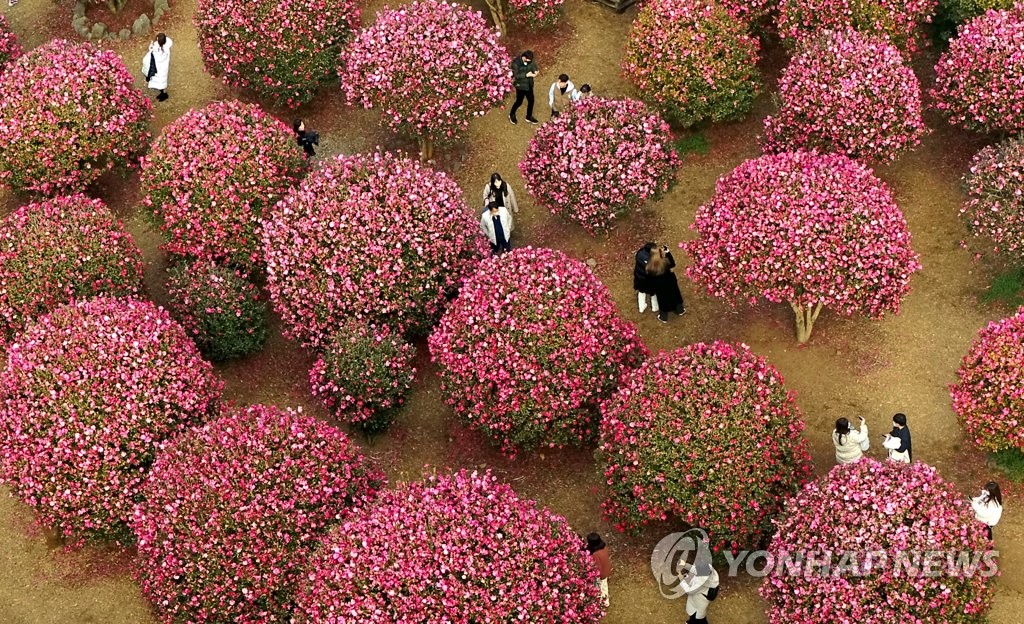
left=509, top=50, right=539, bottom=125
left=882, top=412, right=912, bottom=463
left=832, top=416, right=869, bottom=464
left=146, top=33, right=173, bottom=101
left=293, top=119, right=319, bottom=158
left=586, top=533, right=611, bottom=607
left=646, top=246, right=685, bottom=323
left=970, top=481, right=1003, bottom=540
left=548, top=73, right=576, bottom=118
left=482, top=173, right=519, bottom=214
left=633, top=242, right=659, bottom=314
left=480, top=201, right=513, bottom=255
left=679, top=560, right=720, bottom=624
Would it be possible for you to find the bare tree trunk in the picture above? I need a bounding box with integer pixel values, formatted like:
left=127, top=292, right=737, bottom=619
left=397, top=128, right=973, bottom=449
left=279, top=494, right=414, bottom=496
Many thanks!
left=483, top=0, right=507, bottom=34
left=790, top=301, right=824, bottom=343
left=419, top=136, right=433, bottom=163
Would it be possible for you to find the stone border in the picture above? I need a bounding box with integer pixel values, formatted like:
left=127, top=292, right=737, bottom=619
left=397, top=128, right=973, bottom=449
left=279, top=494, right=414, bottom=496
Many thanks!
left=71, top=0, right=170, bottom=42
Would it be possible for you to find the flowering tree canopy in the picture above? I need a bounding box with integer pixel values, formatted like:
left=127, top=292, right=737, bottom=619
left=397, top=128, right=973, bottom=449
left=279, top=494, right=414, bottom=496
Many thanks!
left=960, top=137, right=1024, bottom=262
left=262, top=151, right=487, bottom=348
left=429, top=247, right=648, bottom=455
left=294, top=470, right=605, bottom=623
left=600, top=342, right=813, bottom=553
left=776, top=0, right=936, bottom=54
left=623, top=0, right=761, bottom=128
left=763, top=29, right=926, bottom=163
left=0, top=15, right=22, bottom=73
left=482, top=0, right=564, bottom=33
left=0, top=298, right=223, bottom=544
left=761, top=459, right=996, bottom=624
left=519, top=98, right=679, bottom=234
left=133, top=404, right=384, bottom=624
left=685, top=151, right=921, bottom=343
left=0, top=40, right=151, bottom=195
left=339, top=0, right=510, bottom=161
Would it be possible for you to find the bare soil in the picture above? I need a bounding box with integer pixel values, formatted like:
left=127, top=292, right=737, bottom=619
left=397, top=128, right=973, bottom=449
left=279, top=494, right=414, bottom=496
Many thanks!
left=1, top=0, right=1023, bottom=622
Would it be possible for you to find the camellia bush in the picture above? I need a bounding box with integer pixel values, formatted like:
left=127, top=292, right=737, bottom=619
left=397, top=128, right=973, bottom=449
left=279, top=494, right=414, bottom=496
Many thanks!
left=310, top=320, right=416, bottom=435
left=293, top=470, right=605, bottom=623
left=132, top=404, right=384, bottom=624
left=195, top=0, right=361, bottom=107
left=0, top=39, right=151, bottom=195
left=339, top=0, right=510, bottom=161
left=776, top=0, right=936, bottom=54
left=950, top=308, right=1024, bottom=453
left=940, top=0, right=1015, bottom=25
left=685, top=151, right=921, bottom=343
left=429, top=247, right=648, bottom=455
left=141, top=100, right=307, bottom=271
left=933, top=6, right=1024, bottom=135
left=262, top=151, right=487, bottom=348
left=763, top=29, right=926, bottom=163
left=623, top=0, right=761, bottom=128
left=761, top=459, right=995, bottom=623
left=0, top=195, right=144, bottom=348
left=166, top=261, right=268, bottom=362
left=482, top=0, right=564, bottom=33
left=519, top=98, right=679, bottom=234
left=0, top=15, right=22, bottom=73
left=960, top=137, right=1024, bottom=262
left=599, top=342, right=813, bottom=553
left=0, top=298, right=223, bottom=544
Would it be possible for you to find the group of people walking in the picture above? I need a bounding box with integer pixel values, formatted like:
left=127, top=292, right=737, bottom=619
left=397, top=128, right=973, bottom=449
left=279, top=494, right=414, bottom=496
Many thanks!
left=510, top=50, right=592, bottom=125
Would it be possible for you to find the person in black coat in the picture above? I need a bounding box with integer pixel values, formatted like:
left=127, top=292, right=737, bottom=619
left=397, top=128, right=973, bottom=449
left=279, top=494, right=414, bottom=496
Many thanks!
left=293, top=119, right=319, bottom=158
left=634, top=242, right=660, bottom=314
left=883, top=412, right=912, bottom=463
left=646, top=246, right=685, bottom=323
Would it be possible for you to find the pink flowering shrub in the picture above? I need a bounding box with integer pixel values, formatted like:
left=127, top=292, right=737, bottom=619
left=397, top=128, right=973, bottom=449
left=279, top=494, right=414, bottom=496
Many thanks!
left=950, top=308, right=1024, bottom=453
left=763, top=29, right=926, bottom=163
left=195, top=0, right=360, bottom=107
left=142, top=100, right=307, bottom=271
left=0, top=40, right=151, bottom=196
left=776, top=0, right=936, bottom=54
left=0, top=298, right=223, bottom=544
left=508, top=0, right=564, bottom=28
left=519, top=98, right=679, bottom=234
left=339, top=0, right=510, bottom=161
left=429, top=247, right=648, bottom=455
left=0, top=15, right=22, bottom=73
left=623, top=0, right=761, bottom=128
left=600, top=342, right=813, bottom=553
left=132, top=404, right=384, bottom=624
left=294, top=470, right=605, bottom=623
left=0, top=195, right=144, bottom=349
left=262, top=151, right=488, bottom=348
left=941, top=0, right=1015, bottom=25
left=166, top=261, right=268, bottom=362
left=761, top=459, right=996, bottom=623
left=685, top=151, right=921, bottom=343
left=310, top=320, right=416, bottom=435
left=960, top=137, right=1024, bottom=262
left=933, top=6, right=1024, bottom=135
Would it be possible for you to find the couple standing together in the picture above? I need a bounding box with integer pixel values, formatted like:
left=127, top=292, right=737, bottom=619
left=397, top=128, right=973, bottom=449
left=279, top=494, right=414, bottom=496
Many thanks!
left=634, top=242, right=685, bottom=323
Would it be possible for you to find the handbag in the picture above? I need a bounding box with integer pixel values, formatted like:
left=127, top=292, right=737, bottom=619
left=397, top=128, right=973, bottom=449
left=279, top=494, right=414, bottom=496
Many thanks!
left=143, top=51, right=157, bottom=82
left=705, top=585, right=719, bottom=602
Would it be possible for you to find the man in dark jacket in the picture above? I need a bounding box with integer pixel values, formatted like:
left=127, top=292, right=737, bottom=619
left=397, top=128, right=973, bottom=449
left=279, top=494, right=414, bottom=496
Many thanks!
left=634, top=242, right=659, bottom=313
left=509, top=50, right=539, bottom=125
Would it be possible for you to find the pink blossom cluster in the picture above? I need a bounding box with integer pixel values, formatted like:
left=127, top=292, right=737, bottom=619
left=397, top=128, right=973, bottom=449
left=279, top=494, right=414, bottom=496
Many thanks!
left=262, top=151, right=488, bottom=348
left=761, top=459, right=995, bottom=623
left=508, top=0, right=565, bottom=29
left=685, top=151, right=921, bottom=328
left=339, top=0, right=511, bottom=146
left=141, top=100, right=307, bottom=271
left=519, top=98, right=679, bottom=234
left=950, top=308, right=1024, bottom=453
left=960, top=137, right=1024, bottom=262
left=0, top=195, right=144, bottom=349
left=429, top=247, right=648, bottom=455
left=720, top=0, right=779, bottom=20
left=310, top=320, right=416, bottom=435
left=763, top=29, right=926, bottom=163
left=132, top=404, right=384, bottom=624
left=933, top=6, right=1024, bottom=134
left=195, top=0, right=361, bottom=107
left=0, top=297, right=223, bottom=544
left=293, top=470, right=605, bottom=623
left=776, top=0, right=936, bottom=54
left=0, top=40, right=152, bottom=195
left=623, top=0, right=761, bottom=128
left=0, top=14, right=22, bottom=73
left=599, top=342, right=813, bottom=553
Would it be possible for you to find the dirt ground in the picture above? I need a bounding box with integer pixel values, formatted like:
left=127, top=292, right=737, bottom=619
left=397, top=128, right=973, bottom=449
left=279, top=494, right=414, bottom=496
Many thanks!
left=1, top=0, right=1023, bottom=622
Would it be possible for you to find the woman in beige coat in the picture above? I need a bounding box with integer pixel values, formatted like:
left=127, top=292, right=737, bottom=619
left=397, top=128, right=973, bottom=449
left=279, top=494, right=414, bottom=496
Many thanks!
left=482, top=173, right=519, bottom=214
left=832, top=416, right=868, bottom=464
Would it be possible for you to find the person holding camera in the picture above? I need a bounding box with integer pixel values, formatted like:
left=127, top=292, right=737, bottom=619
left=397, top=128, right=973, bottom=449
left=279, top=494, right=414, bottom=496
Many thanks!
left=832, top=416, right=869, bottom=464
left=509, top=50, right=539, bottom=125
left=882, top=412, right=912, bottom=463
left=970, top=481, right=1003, bottom=540
left=293, top=119, right=319, bottom=158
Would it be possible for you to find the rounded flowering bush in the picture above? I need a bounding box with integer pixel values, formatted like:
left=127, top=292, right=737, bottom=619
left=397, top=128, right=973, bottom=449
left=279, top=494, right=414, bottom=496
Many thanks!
left=599, top=342, right=813, bottom=553
left=0, top=15, right=23, bottom=73
left=142, top=100, right=307, bottom=271
left=339, top=0, right=510, bottom=161
left=196, top=0, right=360, bottom=107
left=310, top=320, right=416, bottom=435
left=623, top=0, right=761, bottom=128
left=960, top=138, right=1024, bottom=262
left=482, top=0, right=564, bottom=32
left=0, top=195, right=144, bottom=348
left=933, top=7, right=1024, bottom=135
left=0, top=39, right=151, bottom=196
left=686, top=151, right=921, bottom=343
left=950, top=308, right=1024, bottom=453
left=429, top=247, right=648, bottom=455
left=761, top=459, right=996, bottom=624
left=776, top=0, right=936, bottom=54
left=941, top=0, right=1015, bottom=25
left=166, top=261, right=268, bottom=362
left=0, top=298, right=223, bottom=544
left=763, top=29, right=926, bottom=163
left=262, top=151, right=487, bottom=348
left=519, top=98, right=679, bottom=235
left=132, top=404, right=384, bottom=624
left=294, top=470, right=605, bottom=623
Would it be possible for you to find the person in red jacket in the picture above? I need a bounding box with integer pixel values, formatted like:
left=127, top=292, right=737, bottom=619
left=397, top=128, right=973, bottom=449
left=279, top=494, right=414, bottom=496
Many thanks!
left=587, top=533, right=612, bottom=607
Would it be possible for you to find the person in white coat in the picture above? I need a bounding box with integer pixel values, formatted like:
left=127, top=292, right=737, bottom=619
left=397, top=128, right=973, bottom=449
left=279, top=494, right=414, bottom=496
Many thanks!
left=146, top=33, right=173, bottom=101
left=482, top=173, right=519, bottom=214
left=832, top=416, right=868, bottom=464
left=679, top=561, right=719, bottom=624
left=480, top=201, right=513, bottom=255
left=548, top=74, right=576, bottom=117
left=970, top=481, right=1003, bottom=540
